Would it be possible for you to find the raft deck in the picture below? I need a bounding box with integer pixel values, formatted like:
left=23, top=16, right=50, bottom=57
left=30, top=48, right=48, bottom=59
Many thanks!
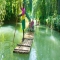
left=13, top=32, right=34, bottom=53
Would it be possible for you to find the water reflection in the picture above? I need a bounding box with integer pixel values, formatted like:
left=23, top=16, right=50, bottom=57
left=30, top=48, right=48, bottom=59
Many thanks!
left=29, top=48, right=37, bottom=60
left=0, top=25, right=23, bottom=60
left=50, top=35, right=58, bottom=45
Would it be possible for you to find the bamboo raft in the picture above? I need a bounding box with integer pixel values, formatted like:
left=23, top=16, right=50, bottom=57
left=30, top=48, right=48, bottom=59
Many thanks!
left=13, top=32, right=34, bottom=53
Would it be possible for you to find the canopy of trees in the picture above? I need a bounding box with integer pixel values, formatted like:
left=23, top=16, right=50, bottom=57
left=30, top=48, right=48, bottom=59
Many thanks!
left=0, top=0, right=32, bottom=25
left=0, top=0, right=60, bottom=31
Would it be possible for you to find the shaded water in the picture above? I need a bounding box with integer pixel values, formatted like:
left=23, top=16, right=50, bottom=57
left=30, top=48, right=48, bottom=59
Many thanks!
left=0, top=25, right=60, bottom=60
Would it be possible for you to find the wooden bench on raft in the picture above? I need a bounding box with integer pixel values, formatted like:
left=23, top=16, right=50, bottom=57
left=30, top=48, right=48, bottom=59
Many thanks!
left=13, top=32, right=34, bottom=54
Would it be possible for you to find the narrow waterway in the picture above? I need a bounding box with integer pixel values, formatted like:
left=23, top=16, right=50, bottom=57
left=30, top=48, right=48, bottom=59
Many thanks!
left=0, top=25, right=60, bottom=60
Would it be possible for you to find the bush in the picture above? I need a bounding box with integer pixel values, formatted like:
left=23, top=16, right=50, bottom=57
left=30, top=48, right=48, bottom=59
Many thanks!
left=46, top=15, right=60, bottom=32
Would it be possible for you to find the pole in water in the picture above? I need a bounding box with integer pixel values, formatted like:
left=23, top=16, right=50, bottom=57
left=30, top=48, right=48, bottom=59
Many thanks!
left=13, top=29, right=16, bottom=43
left=22, top=29, right=24, bottom=42
left=13, top=16, right=17, bottom=43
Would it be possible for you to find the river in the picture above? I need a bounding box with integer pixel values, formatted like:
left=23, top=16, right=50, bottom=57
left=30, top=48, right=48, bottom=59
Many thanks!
left=0, top=25, right=60, bottom=60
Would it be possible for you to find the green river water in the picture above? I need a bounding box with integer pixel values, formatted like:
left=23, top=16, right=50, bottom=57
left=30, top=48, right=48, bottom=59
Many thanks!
left=0, top=25, right=60, bottom=60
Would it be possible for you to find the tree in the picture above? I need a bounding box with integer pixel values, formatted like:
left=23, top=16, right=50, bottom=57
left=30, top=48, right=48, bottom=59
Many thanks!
left=4, top=0, right=21, bottom=25
left=0, top=0, right=6, bottom=26
left=57, top=0, right=60, bottom=15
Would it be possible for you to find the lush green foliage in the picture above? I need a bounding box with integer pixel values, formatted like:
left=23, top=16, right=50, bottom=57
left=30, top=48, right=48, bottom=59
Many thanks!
left=0, top=0, right=6, bottom=26
left=4, top=0, right=21, bottom=25
left=32, top=0, right=60, bottom=31
left=0, top=0, right=60, bottom=31
left=0, top=0, right=32, bottom=25
left=33, top=0, right=57, bottom=24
